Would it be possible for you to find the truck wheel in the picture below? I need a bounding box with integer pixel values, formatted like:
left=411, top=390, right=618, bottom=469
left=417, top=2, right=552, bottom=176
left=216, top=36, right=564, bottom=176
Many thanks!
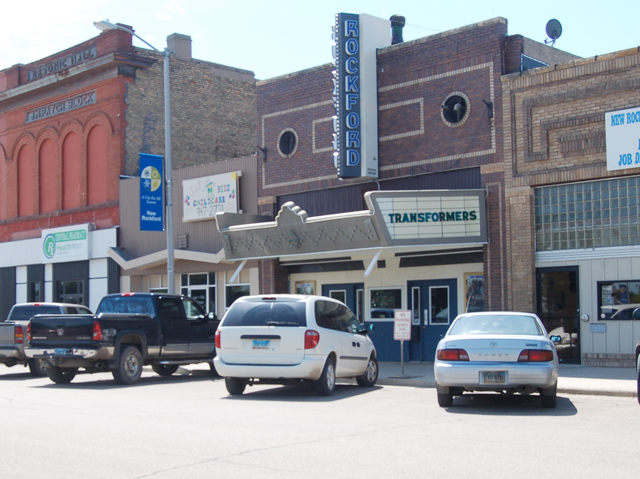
left=314, top=356, right=336, bottom=396
left=152, top=364, right=179, bottom=376
left=28, top=359, right=47, bottom=377
left=225, top=377, right=247, bottom=395
left=112, top=346, right=143, bottom=385
left=46, top=366, right=77, bottom=384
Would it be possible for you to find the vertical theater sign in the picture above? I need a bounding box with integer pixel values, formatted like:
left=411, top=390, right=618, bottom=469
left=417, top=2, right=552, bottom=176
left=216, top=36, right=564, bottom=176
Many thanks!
left=332, top=13, right=390, bottom=179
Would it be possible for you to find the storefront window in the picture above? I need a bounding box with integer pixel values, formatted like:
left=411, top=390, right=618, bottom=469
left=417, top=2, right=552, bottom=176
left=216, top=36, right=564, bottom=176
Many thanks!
left=535, top=176, right=640, bottom=251
left=226, top=284, right=250, bottom=308
left=597, top=280, right=640, bottom=320
left=181, top=272, right=216, bottom=313
left=370, top=287, right=402, bottom=319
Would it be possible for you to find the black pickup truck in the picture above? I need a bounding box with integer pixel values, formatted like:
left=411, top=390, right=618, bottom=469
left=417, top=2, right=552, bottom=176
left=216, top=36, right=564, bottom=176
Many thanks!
left=25, top=293, right=219, bottom=385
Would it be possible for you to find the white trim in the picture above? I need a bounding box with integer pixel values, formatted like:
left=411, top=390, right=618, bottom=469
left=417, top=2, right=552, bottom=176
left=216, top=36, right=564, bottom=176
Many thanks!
left=108, top=247, right=226, bottom=270
left=536, top=245, right=640, bottom=263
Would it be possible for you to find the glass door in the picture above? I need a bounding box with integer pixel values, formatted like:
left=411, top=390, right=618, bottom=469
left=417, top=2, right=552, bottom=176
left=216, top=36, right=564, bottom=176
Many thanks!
left=408, top=279, right=458, bottom=362
left=536, top=267, right=580, bottom=363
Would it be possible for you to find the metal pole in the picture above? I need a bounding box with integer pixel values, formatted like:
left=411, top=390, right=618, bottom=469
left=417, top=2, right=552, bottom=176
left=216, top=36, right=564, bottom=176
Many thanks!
left=400, top=339, right=405, bottom=376
left=163, top=48, right=175, bottom=294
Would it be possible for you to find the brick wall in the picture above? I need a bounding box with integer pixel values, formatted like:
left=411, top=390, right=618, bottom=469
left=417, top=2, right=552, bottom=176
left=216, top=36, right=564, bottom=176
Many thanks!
left=124, top=49, right=257, bottom=176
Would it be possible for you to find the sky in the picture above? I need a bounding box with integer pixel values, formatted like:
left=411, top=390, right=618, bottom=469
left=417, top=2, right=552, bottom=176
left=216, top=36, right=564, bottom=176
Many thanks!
left=1, top=0, right=638, bottom=80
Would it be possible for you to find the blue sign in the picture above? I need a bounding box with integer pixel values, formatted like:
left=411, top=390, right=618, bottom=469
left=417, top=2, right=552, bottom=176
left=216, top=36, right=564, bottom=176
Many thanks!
left=333, top=13, right=362, bottom=179
left=139, top=153, right=164, bottom=231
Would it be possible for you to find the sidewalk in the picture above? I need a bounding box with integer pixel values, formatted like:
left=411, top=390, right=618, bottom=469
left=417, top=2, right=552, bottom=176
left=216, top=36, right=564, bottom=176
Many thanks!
left=375, top=361, right=638, bottom=398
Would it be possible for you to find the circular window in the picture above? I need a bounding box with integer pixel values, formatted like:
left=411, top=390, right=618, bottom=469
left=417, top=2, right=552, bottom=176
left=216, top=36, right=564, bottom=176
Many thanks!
left=277, top=129, right=299, bottom=158
left=441, top=92, right=470, bottom=127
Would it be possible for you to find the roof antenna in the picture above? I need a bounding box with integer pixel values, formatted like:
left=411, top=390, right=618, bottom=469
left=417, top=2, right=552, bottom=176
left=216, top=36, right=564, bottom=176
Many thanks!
left=544, top=19, right=562, bottom=47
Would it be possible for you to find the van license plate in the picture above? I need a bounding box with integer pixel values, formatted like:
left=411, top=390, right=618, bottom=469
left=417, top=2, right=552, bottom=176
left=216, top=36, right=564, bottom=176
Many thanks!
left=252, top=340, right=270, bottom=350
left=480, top=371, right=506, bottom=384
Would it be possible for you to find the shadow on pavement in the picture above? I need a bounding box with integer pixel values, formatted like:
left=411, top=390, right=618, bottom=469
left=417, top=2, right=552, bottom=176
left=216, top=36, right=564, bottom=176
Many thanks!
left=441, top=393, right=577, bottom=416
left=220, top=383, right=382, bottom=402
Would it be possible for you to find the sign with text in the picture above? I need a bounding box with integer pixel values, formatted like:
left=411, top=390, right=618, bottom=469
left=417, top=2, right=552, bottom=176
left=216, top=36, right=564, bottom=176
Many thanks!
left=25, top=91, right=96, bottom=123
left=182, top=171, right=240, bottom=222
left=140, top=153, right=164, bottom=231
left=605, top=106, right=640, bottom=171
left=393, top=310, right=412, bottom=341
left=42, top=224, right=90, bottom=264
left=331, top=13, right=390, bottom=179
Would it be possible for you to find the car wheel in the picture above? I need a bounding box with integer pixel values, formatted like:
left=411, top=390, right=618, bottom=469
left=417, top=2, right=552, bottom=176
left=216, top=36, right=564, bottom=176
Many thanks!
left=225, top=377, right=247, bottom=395
left=112, top=346, right=143, bottom=385
left=46, top=366, right=77, bottom=384
left=315, top=357, right=336, bottom=396
left=541, top=383, right=558, bottom=409
left=28, top=359, right=47, bottom=377
left=151, top=364, right=179, bottom=376
left=356, top=356, right=378, bottom=387
left=437, top=391, right=453, bottom=407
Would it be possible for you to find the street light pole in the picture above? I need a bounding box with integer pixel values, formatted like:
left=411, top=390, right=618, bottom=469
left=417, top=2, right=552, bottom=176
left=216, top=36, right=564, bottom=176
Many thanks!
left=94, top=21, right=175, bottom=294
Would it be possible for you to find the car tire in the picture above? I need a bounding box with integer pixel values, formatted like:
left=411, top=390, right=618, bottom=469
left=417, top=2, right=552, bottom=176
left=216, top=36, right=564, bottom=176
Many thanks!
left=28, top=359, right=47, bottom=377
left=151, top=364, right=179, bottom=376
left=541, top=383, right=558, bottom=409
left=112, top=346, right=143, bottom=385
left=437, top=391, right=453, bottom=407
left=46, top=366, right=77, bottom=384
left=356, top=356, right=378, bottom=387
left=315, top=356, right=336, bottom=396
left=225, top=377, right=247, bottom=395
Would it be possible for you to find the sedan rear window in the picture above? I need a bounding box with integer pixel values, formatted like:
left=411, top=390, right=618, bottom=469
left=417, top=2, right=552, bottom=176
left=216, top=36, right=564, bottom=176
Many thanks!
left=449, top=314, right=543, bottom=336
left=9, top=305, right=61, bottom=321
left=222, top=301, right=307, bottom=327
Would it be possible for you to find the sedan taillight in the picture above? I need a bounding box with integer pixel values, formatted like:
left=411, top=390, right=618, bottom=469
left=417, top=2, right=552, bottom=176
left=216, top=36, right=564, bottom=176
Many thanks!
left=215, top=330, right=221, bottom=349
left=15, top=325, right=24, bottom=344
left=92, top=321, right=103, bottom=341
left=305, top=330, right=320, bottom=349
left=436, top=349, right=469, bottom=361
left=518, top=349, right=554, bottom=362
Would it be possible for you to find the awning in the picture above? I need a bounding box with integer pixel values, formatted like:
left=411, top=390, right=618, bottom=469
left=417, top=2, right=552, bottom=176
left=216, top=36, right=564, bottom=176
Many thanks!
left=108, top=247, right=226, bottom=270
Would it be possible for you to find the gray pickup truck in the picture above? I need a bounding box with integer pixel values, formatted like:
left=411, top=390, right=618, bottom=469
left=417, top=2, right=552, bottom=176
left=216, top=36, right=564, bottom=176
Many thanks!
left=0, top=302, right=93, bottom=376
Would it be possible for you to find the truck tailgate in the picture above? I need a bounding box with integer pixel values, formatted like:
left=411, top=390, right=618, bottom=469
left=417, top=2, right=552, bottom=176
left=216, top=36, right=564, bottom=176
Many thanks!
left=29, top=315, right=96, bottom=343
left=0, top=323, right=15, bottom=346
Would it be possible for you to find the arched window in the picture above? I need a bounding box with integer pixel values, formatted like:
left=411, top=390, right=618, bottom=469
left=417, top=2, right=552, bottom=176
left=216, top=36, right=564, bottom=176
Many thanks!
left=18, top=145, right=36, bottom=217
left=87, top=125, right=108, bottom=205
left=39, top=139, right=57, bottom=213
left=62, top=132, right=82, bottom=209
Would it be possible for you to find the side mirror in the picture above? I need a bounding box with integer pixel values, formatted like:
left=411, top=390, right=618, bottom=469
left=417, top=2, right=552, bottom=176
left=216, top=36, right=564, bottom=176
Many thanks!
left=634, top=309, right=640, bottom=320
left=367, top=323, right=375, bottom=334
left=208, top=312, right=218, bottom=322
left=549, top=335, right=561, bottom=343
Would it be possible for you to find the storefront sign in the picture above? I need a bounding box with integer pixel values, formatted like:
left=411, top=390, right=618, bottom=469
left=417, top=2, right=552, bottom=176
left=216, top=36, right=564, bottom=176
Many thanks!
left=42, top=224, right=90, bottom=264
left=25, top=91, right=96, bottom=123
left=332, top=13, right=389, bottom=179
left=140, top=153, right=164, bottom=232
left=605, top=106, right=640, bottom=171
left=182, top=171, right=240, bottom=222
left=368, top=190, right=487, bottom=245
left=28, top=46, right=97, bottom=81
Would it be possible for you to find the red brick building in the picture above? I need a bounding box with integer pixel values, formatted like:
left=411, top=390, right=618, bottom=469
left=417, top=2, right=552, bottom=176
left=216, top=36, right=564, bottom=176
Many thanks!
left=0, top=25, right=256, bottom=319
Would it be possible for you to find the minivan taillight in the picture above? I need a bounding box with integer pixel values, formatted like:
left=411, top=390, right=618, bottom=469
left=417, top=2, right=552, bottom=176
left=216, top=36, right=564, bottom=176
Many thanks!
left=518, top=349, right=554, bottom=362
left=92, top=321, right=103, bottom=341
left=305, top=330, right=320, bottom=349
left=436, top=349, right=469, bottom=361
left=15, top=325, right=24, bottom=344
left=215, top=330, right=221, bottom=349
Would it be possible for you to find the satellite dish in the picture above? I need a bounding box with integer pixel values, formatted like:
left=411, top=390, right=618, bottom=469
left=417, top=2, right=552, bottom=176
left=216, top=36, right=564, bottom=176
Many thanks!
left=545, top=19, right=562, bottom=46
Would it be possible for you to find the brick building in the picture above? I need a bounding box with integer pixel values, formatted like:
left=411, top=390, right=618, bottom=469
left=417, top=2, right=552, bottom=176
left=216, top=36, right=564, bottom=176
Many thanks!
left=216, top=16, right=579, bottom=361
left=503, top=46, right=640, bottom=366
left=0, top=25, right=256, bottom=318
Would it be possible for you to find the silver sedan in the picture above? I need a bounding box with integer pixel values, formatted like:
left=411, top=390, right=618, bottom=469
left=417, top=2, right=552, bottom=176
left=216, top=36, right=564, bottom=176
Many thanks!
left=434, top=312, right=559, bottom=408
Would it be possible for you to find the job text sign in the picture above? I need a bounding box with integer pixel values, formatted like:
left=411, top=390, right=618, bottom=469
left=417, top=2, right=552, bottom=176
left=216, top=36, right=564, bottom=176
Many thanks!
left=605, top=106, right=640, bottom=171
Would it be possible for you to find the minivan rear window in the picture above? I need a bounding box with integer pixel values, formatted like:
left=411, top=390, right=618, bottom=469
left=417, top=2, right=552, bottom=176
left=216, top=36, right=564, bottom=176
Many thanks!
left=222, top=301, right=307, bottom=327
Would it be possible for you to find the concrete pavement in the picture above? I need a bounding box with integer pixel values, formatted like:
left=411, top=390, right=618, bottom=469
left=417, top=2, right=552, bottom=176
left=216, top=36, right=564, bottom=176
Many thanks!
left=375, top=361, right=638, bottom=398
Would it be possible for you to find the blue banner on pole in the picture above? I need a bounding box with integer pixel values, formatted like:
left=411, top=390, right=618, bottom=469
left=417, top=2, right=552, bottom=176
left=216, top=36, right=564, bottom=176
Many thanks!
left=140, top=153, right=164, bottom=231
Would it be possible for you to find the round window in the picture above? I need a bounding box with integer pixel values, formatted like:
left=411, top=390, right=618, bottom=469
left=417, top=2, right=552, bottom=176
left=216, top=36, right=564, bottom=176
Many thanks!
left=277, top=129, right=299, bottom=158
left=441, top=92, right=470, bottom=127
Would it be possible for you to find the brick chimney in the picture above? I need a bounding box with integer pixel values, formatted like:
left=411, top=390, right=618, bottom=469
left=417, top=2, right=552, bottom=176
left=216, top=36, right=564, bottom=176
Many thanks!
left=167, top=33, right=192, bottom=60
